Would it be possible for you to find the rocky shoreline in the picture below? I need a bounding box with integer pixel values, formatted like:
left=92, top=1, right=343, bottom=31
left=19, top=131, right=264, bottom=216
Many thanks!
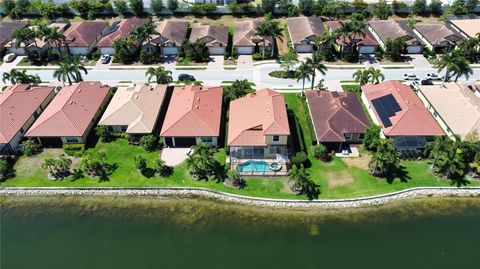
left=1, top=187, right=480, bottom=209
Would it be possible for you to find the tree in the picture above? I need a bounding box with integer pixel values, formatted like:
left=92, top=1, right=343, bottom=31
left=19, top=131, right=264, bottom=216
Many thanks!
left=113, top=37, right=135, bottom=63
left=81, top=152, right=109, bottom=178
left=186, top=142, right=216, bottom=180
left=42, top=158, right=56, bottom=177
left=335, top=21, right=351, bottom=59
left=225, top=170, right=246, bottom=189
left=279, top=50, right=298, bottom=74
left=424, top=136, right=452, bottom=170
left=113, top=0, right=128, bottom=15
left=373, top=0, right=392, bottom=20
left=95, top=125, right=112, bottom=143
left=368, top=67, right=385, bottom=84
left=288, top=164, right=319, bottom=199
left=295, top=61, right=311, bottom=95
left=353, top=69, right=370, bottom=86
left=363, top=125, right=382, bottom=152
left=267, top=20, right=284, bottom=57
left=2, top=0, right=15, bottom=17
left=259, top=0, right=276, bottom=14
left=256, top=20, right=270, bottom=60
left=132, top=20, right=158, bottom=46
left=352, top=0, right=368, bottom=12
left=223, top=79, right=251, bottom=103
left=182, top=39, right=209, bottom=62
left=434, top=49, right=472, bottom=82
left=449, top=0, right=468, bottom=14
left=167, top=0, right=178, bottom=11
left=12, top=27, right=36, bottom=55
left=322, top=0, right=345, bottom=19
left=43, top=27, right=66, bottom=54
left=429, top=0, right=443, bottom=16
left=384, top=37, right=407, bottom=62
left=305, top=52, right=327, bottom=90
left=459, top=37, right=480, bottom=64
left=0, top=159, right=11, bottom=180
left=139, top=135, right=158, bottom=152
left=71, top=0, right=91, bottom=17
left=21, top=140, right=41, bottom=156
left=391, top=0, right=407, bottom=15
left=133, top=155, right=148, bottom=173
left=466, top=0, right=479, bottom=12
left=298, top=0, right=314, bottom=15
left=313, top=144, right=330, bottom=162
left=129, top=0, right=143, bottom=15
left=2, top=69, right=41, bottom=85
left=53, top=55, right=88, bottom=85
left=56, top=154, right=72, bottom=177
left=146, top=66, right=172, bottom=84
left=150, top=0, right=164, bottom=15
left=315, top=32, right=337, bottom=61
left=411, top=0, right=427, bottom=15
left=154, top=158, right=173, bottom=177
left=35, top=0, right=60, bottom=20
left=369, top=139, right=400, bottom=177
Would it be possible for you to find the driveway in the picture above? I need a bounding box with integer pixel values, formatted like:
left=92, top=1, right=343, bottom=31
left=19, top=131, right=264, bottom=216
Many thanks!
left=298, top=53, right=313, bottom=63
left=0, top=55, right=26, bottom=71
left=161, top=55, right=177, bottom=69
left=360, top=54, right=381, bottom=68
left=408, top=54, right=430, bottom=69
left=207, top=55, right=224, bottom=70
left=94, top=58, right=112, bottom=70
left=161, top=147, right=191, bottom=166
left=237, top=55, right=253, bottom=69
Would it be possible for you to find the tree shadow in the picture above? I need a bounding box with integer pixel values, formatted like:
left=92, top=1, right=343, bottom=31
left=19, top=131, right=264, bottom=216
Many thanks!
left=141, top=168, right=156, bottom=178
left=98, top=163, right=118, bottom=182
left=211, top=161, right=227, bottom=183
left=70, top=169, right=84, bottom=182
left=298, top=181, right=321, bottom=201
left=385, top=165, right=411, bottom=184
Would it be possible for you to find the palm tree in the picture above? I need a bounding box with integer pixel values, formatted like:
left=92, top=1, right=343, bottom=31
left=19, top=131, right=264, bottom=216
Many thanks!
left=368, top=67, right=385, bottom=84
left=132, top=20, right=159, bottom=51
left=295, top=61, right=311, bottom=95
left=288, top=164, right=309, bottom=192
left=42, top=158, right=56, bottom=176
left=315, top=32, right=338, bottom=61
left=459, top=37, right=480, bottom=63
left=145, top=66, right=172, bottom=84
left=451, top=59, right=473, bottom=82
left=224, top=79, right=251, bottom=102
left=12, top=27, right=35, bottom=54
left=335, top=21, right=351, bottom=58
left=2, top=69, right=41, bottom=85
left=43, top=27, right=66, bottom=54
left=348, top=20, right=366, bottom=53
left=305, top=52, right=327, bottom=90
left=424, top=136, right=452, bottom=170
left=268, top=20, right=284, bottom=57
left=256, top=21, right=270, bottom=60
left=353, top=69, right=370, bottom=86
left=53, top=55, right=88, bottom=85
left=369, top=139, right=400, bottom=177
left=434, top=49, right=471, bottom=82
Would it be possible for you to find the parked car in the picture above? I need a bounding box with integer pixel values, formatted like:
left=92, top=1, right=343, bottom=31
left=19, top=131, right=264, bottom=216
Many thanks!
left=178, top=74, right=195, bottom=81
left=3, top=53, right=16, bottom=63
left=411, top=81, right=420, bottom=91
left=403, top=73, right=419, bottom=80
left=425, top=73, right=442, bottom=80
left=100, top=54, right=111, bottom=64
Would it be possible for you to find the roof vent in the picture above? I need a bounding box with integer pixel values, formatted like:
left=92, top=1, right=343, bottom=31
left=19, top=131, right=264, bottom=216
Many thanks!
left=78, top=89, right=82, bottom=93
left=70, top=101, right=74, bottom=105
left=134, top=95, right=138, bottom=99
left=195, top=105, right=199, bottom=109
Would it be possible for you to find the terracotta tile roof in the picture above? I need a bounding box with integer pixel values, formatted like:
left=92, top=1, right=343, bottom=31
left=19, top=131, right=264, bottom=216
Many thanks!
left=0, top=21, right=27, bottom=47
left=368, top=20, right=423, bottom=46
left=59, top=21, right=108, bottom=48
left=147, top=20, right=188, bottom=46
left=97, top=18, right=147, bottom=47
left=189, top=23, right=229, bottom=47
left=228, top=89, right=290, bottom=146
left=0, top=84, right=54, bottom=144
left=306, top=91, right=370, bottom=143
left=25, top=82, right=110, bottom=137
left=99, top=84, right=167, bottom=134
left=327, top=20, right=379, bottom=47
left=233, top=19, right=271, bottom=47
left=160, top=85, right=223, bottom=137
left=414, top=23, right=462, bottom=46
left=449, top=19, right=480, bottom=38
left=362, top=81, right=444, bottom=137
left=287, top=16, right=324, bottom=45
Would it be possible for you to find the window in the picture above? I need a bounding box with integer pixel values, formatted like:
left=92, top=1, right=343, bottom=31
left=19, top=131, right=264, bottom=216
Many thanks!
left=201, top=137, right=213, bottom=143
left=107, top=126, right=114, bottom=132
left=359, top=133, right=365, bottom=140
left=66, top=137, right=78, bottom=143
left=272, top=135, right=280, bottom=142
left=344, top=133, right=353, bottom=141
left=120, top=125, right=128, bottom=132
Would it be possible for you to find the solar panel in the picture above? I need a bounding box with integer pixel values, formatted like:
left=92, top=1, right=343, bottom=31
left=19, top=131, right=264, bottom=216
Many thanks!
left=371, top=94, right=401, bottom=127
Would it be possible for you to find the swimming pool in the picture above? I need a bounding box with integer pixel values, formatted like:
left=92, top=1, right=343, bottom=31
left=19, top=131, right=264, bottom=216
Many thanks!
left=236, top=161, right=277, bottom=173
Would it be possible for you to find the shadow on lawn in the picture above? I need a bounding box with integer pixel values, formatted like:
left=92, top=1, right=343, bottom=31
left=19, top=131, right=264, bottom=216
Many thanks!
left=385, top=165, right=412, bottom=184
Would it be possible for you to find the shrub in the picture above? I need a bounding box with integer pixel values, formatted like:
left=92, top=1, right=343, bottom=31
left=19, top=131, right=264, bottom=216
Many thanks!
left=225, top=170, right=246, bottom=189
left=313, top=144, right=332, bottom=162
left=63, top=143, right=85, bottom=156
left=133, top=155, right=147, bottom=172
left=252, top=52, right=262, bottom=61
left=291, top=151, right=309, bottom=167
left=129, top=0, right=144, bottom=15
left=374, top=49, right=384, bottom=61
left=190, top=3, right=217, bottom=14
left=151, top=0, right=164, bottom=15
left=139, top=135, right=158, bottom=152
left=268, top=70, right=296, bottom=79
left=21, top=140, right=41, bottom=156
left=167, top=0, right=178, bottom=11
left=95, top=125, right=112, bottom=143
left=113, top=0, right=128, bottom=15
left=363, top=125, right=382, bottom=152
left=0, top=156, right=15, bottom=180
left=154, top=158, right=174, bottom=177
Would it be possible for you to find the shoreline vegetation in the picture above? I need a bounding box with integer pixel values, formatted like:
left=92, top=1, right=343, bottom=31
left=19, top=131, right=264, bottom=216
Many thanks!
left=2, top=194, right=480, bottom=227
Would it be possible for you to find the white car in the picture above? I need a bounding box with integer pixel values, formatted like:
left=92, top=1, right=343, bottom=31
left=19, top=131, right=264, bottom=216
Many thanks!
left=403, top=73, right=419, bottom=80
left=3, top=53, right=16, bottom=63
left=100, top=54, right=111, bottom=64
left=425, top=73, right=442, bottom=80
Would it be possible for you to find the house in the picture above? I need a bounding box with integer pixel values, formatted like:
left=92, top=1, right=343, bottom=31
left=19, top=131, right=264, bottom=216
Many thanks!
left=286, top=17, right=324, bottom=53
left=54, top=21, right=109, bottom=55
left=189, top=23, right=229, bottom=55
left=368, top=20, right=423, bottom=54
left=327, top=20, right=379, bottom=54
left=160, top=85, right=223, bottom=147
left=447, top=19, right=480, bottom=39
left=98, top=84, right=167, bottom=137
left=233, top=19, right=271, bottom=55
left=305, top=91, right=370, bottom=151
left=6, top=22, right=70, bottom=56
left=413, top=23, right=462, bottom=53
left=25, top=82, right=111, bottom=147
left=0, top=21, right=28, bottom=53
left=0, top=84, right=55, bottom=155
left=228, top=89, right=290, bottom=175
left=143, top=20, right=188, bottom=55
left=361, top=81, right=444, bottom=150
left=96, top=18, right=147, bottom=55
left=417, top=83, right=480, bottom=140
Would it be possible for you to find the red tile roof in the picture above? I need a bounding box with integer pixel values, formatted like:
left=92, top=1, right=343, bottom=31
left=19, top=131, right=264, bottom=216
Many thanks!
left=362, top=81, right=444, bottom=137
left=0, top=84, right=54, bottom=144
left=228, top=89, right=290, bottom=146
left=306, top=91, right=370, bottom=142
left=25, top=82, right=110, bottom=137
left=97, top=18, right=146, bottom=48
left=327, top=20, right=379, bottom=47
left=60, top=21, right=108, bottom=48
left=160, top=85, right=223, bottom=137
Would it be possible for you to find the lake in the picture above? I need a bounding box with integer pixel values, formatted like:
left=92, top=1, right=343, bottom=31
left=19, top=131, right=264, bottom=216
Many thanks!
left=1, top=196, right=480, bottom=269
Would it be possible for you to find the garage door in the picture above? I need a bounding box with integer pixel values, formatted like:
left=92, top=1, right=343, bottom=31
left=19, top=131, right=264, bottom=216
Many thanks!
left=407, top=46, right=423, bottom=54
left=100, top=48, right=115, bottom=55
left=209, top=47, right=225, bottom=55
left=162, top=47, right=178, bottom=55
left=358, top=46, right=376, bottom=54
left=236, top=47, right=254, bottom=55
left=295, top=45, right=313, bottom=53
left=40, top=137, right=63, bottom=148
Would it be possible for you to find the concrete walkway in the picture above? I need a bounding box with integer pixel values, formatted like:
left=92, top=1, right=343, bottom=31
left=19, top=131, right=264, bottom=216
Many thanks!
left=161, top=147, right=191, bottom=166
